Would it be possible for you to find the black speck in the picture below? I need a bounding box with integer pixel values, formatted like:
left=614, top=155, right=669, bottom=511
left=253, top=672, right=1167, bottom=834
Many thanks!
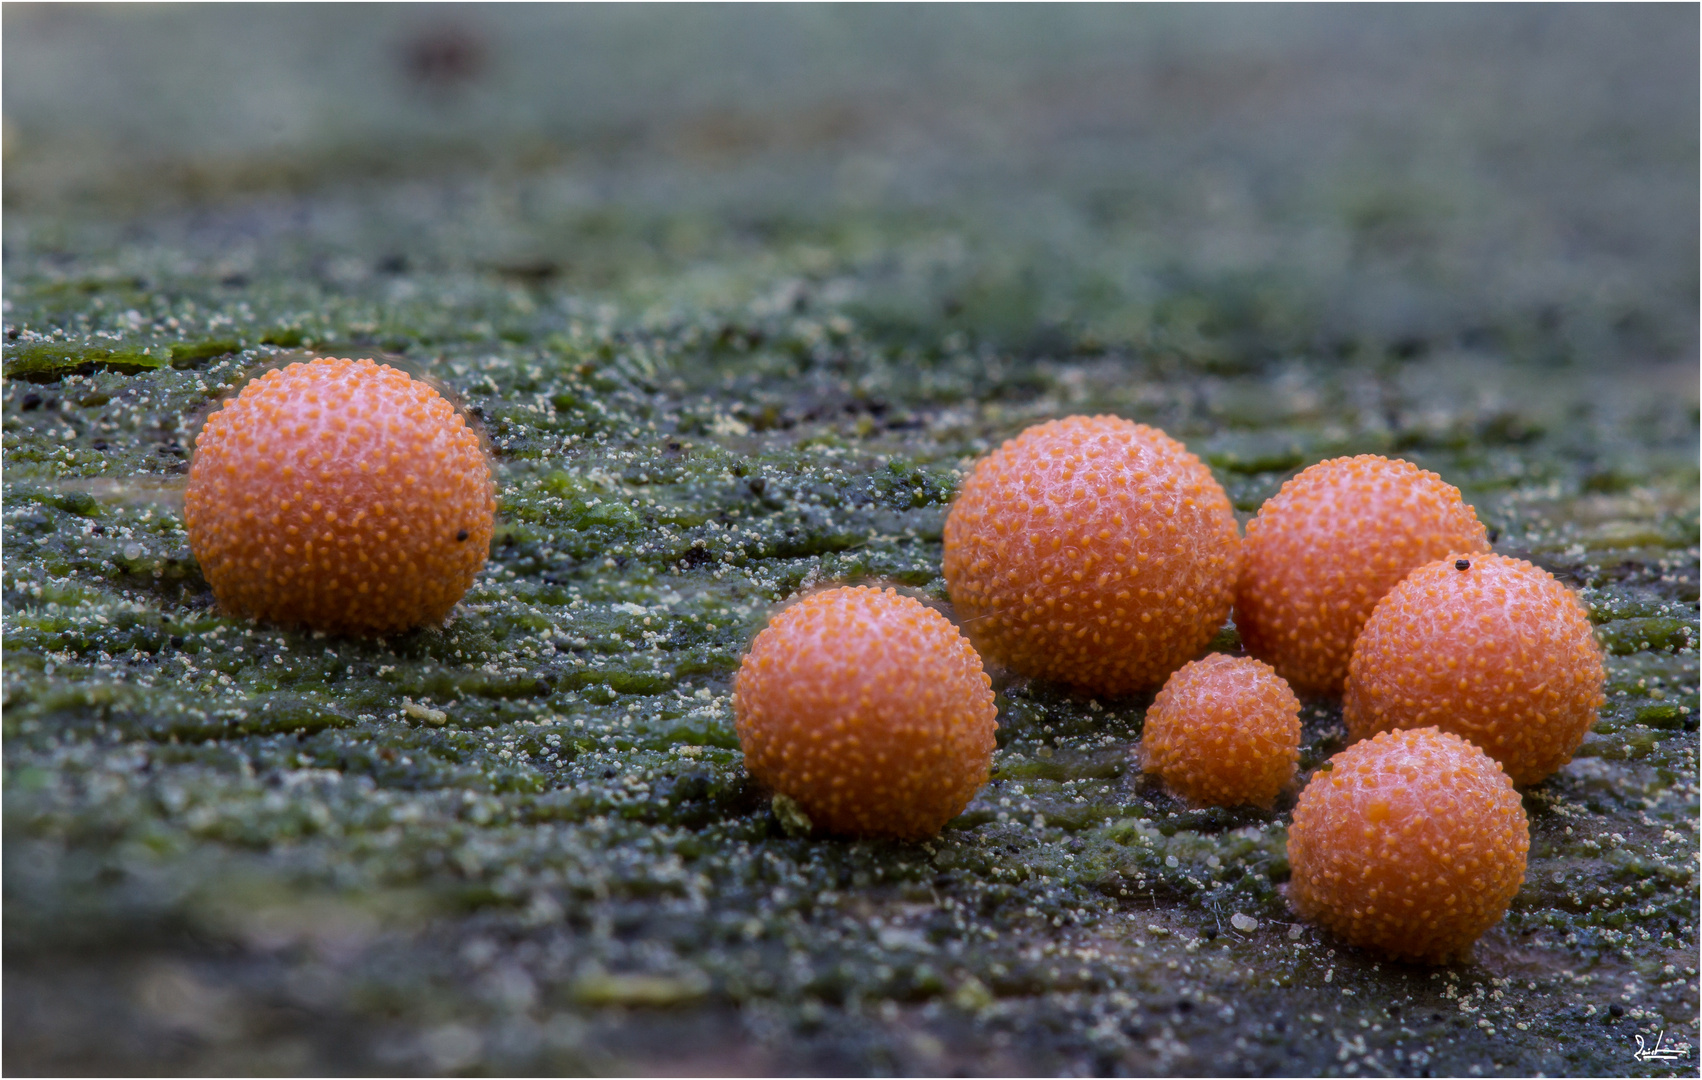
left=1486, top=526, right=1500, bottom=543
left=21, top=394, right=42, bottom=411
left=219, top=273, right=249, bottom=288
left=1455, top=559, right=1471, bottom=571
left=170, top=637, right=184, bottom=649
left=456, top=529, right=470, bottom=542
left=1609, top=1004, right=1624, bottom=1017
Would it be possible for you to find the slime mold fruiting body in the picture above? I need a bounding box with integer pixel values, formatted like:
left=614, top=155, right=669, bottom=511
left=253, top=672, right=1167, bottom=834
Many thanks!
left=1344, top=553, right=1607, bottom=785
left=1288, top=726, right=1529, bottom=963
left=733, top=586, right=998, bottom=839
left=943, top=415, right=1240, bottom=696
left=1139, top=653, right=1301, bottom=808
left=185, top=357, right=495, bottom=635
left=1236, top=454, right=1489, bottom=696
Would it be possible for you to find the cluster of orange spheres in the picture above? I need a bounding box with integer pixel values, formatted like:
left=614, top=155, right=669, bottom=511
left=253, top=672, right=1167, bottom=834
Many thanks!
left=730, top=417, right=1604, bottom=964
left=185, top=370, right=1605, bottom=963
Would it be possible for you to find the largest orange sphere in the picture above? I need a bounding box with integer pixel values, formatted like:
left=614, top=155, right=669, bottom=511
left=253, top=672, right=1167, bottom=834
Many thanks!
left=943, top=416, right=1240, bottom=696
left=1236, top=455, right=1488, bottom=696
left=733, top=586, right=998, bottom=839
left=185, top=357, right=496, bottom=635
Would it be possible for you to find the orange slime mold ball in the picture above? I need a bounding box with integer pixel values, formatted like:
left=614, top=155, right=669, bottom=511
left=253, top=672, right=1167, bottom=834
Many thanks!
left=1139, top=653, right=1300, bottom=808
left=1344, top=554, right=1606, bottom=786
left=733, top=586, right=998, bottom=839
left=184, top=357, right=496, bottom=635
left=1236, top=455, right=1489, bottom=696
left=943, top=416, right=1241, bottom=696
left=1288, top=727, right=1529, bottom=963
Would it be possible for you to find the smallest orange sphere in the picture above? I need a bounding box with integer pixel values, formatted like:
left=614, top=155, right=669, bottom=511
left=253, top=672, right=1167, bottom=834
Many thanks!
left=733, top=586, right=998, bottom=840
left=1139, top=653, right=1300, bottom=808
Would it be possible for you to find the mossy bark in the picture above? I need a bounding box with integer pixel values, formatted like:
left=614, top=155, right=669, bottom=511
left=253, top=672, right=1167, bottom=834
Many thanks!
left=4, top=8, right=1697, bottom=1075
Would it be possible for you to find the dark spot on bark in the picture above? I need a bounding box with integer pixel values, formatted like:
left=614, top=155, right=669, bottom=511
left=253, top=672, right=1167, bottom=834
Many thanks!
left=399, top=24, right=488, bottom=91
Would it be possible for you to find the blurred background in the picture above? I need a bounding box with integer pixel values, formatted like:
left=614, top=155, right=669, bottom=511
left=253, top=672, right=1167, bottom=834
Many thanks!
left=6, top=4, right=1697, bottom=362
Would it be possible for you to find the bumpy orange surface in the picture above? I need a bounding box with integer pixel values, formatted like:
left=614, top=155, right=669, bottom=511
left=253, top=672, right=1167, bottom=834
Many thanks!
left=1236, top=455, right=1488, bottom=696
left=1288, top=727, right=1529, bottom=962
left=733, top=586, right=998, bottom=839
left=1344, top=554, right=1606, bottom=786
left=1139, top=653, right=1300, bottom=808
left=943, top=416, right=1241, bottom=696
left=184, top=358, right=496, bottom=635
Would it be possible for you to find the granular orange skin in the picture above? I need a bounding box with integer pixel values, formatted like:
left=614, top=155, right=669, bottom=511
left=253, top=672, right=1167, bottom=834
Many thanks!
left=1139, top=653, right=1300, bottom=808
left=1287, top=727, right=1529, bottom=963
left=184, top=358, right=496, bottom=635
left=1236, top=455, right=1488, bottom=696
left=1344, top=554, right=1606, bottom=786
left=733, top=586, right=998, bottom=840
left=943, top=416, right=1241, bottom=697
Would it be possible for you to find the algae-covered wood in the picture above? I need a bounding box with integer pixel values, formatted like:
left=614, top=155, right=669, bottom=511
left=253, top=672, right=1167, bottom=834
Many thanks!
left=4, top=8, right=1697, bottom=1075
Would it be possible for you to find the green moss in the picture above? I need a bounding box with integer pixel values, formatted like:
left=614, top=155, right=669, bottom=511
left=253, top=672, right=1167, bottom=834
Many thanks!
left=167, top=339, right=242, bottom=370
left=2, top=342, right=169, bottom=381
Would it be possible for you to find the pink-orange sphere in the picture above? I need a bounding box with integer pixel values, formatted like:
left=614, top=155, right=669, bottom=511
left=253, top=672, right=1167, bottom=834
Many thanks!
left=1344, top=553, right=1606, bottom=786
left=733, top=586, right=998, bottom=839
left=185, top=357, right=495, bottom=634
left=1236, top=455, right=1489, bottom=696
left=1139, top=653, right=1300, bottom=808
left=1288, top=727, right=1528, bottom=962
left=943, top=416, right=1241, bottom=696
